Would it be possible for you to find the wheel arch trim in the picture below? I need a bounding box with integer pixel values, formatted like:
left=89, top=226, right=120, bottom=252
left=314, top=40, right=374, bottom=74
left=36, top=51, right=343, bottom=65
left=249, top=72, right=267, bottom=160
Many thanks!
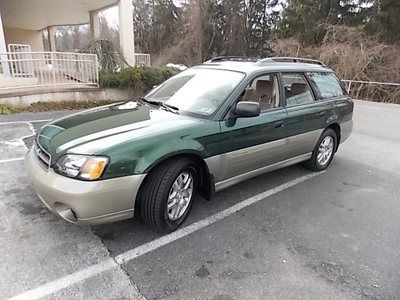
left=325, top=122, right=341, bottom=151
left=138, top=151, right=215, bottom=204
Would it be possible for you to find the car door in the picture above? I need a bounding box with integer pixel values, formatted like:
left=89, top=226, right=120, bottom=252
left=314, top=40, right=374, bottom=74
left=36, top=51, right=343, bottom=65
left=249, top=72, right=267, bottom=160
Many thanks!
left=282, top=72, right=336, bottom=159
left=215, top=73, right=288, bottom=183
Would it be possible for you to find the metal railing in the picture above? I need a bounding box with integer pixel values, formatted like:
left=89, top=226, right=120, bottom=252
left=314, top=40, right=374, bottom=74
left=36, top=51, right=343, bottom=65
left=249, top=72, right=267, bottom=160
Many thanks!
left=8, top=43, right=32, bottom=53
left=0, top=51, right=99, bottom=90
left=342, top=79, right=400, bottom=102
left=343, top=79, right=400, bottom=94
left=134, top=53, right=151, bottom=67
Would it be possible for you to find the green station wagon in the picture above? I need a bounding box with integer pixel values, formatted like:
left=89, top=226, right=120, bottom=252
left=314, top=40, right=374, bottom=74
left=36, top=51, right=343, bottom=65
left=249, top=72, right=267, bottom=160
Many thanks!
left=25, top=57, right=353, bottom=233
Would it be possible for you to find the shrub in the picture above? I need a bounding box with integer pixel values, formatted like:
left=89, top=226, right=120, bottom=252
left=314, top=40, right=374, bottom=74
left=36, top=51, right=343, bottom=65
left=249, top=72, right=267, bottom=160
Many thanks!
left=138, top=67, right=165, bottom=91
left=0, top=100, right=121, bottom=115
left=22, top=100, right=119, bottom=112
left=119, top=67, right=144, bottom=90
left=98, top=73, right=124, bottom=88
left=99, top=66, right=181, bottom=92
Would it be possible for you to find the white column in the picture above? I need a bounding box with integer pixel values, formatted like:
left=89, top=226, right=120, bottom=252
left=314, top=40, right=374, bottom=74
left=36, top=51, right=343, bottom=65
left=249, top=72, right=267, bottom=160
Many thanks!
left=48, top=26, right=57, bottom=52
left=0, top=11, right=10, bottom=75
left=90, top=10, right=101, bottom=40
left=119, top=0, right=135, bottom=66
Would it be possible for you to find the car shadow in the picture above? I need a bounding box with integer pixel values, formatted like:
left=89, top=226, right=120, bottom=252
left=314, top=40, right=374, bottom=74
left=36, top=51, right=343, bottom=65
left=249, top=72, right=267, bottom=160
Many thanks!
left=92, top=163, right=313, bottom=256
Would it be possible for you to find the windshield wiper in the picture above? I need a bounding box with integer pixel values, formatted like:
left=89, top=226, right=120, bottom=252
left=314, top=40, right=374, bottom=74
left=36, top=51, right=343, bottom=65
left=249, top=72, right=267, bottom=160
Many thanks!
left=160, top=102, right=180, bottom=113
left=140, top=97, right=179, bottom=114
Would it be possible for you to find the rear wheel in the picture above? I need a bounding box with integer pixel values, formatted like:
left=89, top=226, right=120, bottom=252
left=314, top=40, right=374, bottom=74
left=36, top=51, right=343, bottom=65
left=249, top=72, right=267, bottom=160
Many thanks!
left=304, top=128, right=337, bottom=172
left=139, top=158, right=198, bottom=233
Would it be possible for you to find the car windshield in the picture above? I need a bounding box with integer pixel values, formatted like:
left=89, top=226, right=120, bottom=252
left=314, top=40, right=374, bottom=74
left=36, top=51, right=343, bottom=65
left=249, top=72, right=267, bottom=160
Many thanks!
left=144, top=68, right=245, bottom=116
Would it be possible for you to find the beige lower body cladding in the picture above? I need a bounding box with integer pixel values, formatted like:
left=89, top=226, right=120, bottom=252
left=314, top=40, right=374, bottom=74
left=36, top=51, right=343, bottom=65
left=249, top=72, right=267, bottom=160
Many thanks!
left=0, top=87, right=142, bottom=106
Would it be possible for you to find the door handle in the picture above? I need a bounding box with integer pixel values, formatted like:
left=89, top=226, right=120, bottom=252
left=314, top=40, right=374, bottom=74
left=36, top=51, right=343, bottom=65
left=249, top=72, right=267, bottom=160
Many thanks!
left=319, top=111, right=326, bottom=118
left=274, top=120, right=285, bottom=128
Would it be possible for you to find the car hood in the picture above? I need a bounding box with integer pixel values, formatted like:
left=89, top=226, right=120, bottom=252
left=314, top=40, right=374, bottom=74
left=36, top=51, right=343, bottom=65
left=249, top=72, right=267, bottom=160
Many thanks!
left=37, top=101, right=202, bottom=161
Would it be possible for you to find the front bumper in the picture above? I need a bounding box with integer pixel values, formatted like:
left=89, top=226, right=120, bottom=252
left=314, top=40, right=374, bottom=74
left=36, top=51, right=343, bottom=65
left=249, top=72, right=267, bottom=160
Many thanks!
left=25, top=148, right=146, bottom=225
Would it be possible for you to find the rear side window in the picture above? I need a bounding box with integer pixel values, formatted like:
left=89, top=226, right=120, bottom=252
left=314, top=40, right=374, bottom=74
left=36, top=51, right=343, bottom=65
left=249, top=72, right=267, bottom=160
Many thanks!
left=282, top=73, right=315, bottom=107
left=307, top=72, right=345, bottom=99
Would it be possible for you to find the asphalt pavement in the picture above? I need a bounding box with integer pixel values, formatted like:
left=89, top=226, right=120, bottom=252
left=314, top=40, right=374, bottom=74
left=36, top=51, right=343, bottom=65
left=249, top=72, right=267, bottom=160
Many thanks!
left=0, top=100, right=399, bottom=300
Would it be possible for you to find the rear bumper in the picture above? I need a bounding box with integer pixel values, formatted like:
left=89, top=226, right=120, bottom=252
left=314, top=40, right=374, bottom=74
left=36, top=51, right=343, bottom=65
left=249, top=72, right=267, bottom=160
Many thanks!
left=25, top=148, right=146, bottom=225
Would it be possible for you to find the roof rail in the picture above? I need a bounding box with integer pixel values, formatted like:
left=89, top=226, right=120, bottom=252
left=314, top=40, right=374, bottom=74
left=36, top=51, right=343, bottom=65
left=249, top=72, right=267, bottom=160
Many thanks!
left=257, top=57, right=326, bottom=66
left=205, top=56, right=260, bottom=63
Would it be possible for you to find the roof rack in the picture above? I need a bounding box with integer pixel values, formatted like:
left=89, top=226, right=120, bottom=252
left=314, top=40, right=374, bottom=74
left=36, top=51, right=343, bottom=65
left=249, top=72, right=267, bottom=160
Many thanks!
left=205, top=56, right=260, bottom=63
left=257, top=57, right=326, bottom=66
left=203, top=56, right=326, bottom=66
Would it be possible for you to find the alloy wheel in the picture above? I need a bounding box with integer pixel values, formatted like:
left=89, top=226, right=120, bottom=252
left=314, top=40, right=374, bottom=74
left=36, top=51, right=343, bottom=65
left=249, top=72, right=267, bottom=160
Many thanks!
left=167, top=171, right=194, bottom=220
left=317, top=136, right=334, bottom=166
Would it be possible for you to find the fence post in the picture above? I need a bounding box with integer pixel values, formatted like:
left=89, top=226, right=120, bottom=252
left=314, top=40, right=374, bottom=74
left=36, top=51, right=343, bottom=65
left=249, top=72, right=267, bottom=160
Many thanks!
left=95, top=54, right=99, bottom=84
left=51, top=52, right=56, bottom=84
left=347, top=81, right=352, bottom=94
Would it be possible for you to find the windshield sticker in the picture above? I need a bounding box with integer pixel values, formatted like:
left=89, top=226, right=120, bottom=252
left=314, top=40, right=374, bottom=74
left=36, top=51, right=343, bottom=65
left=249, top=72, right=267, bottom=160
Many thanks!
left=198, top=107, right=214, bottom=114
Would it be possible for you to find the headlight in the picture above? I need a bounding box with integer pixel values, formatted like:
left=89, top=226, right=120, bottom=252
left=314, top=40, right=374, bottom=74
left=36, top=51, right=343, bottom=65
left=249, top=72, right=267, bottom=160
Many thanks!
left=54, top=155, right=109, bottom=180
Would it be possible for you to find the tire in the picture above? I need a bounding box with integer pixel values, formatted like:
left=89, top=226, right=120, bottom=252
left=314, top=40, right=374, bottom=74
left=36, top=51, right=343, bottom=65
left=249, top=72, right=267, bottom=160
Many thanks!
left=304, top=128, right=337, bottom=172
left=139, top=158, right=198, bottom=233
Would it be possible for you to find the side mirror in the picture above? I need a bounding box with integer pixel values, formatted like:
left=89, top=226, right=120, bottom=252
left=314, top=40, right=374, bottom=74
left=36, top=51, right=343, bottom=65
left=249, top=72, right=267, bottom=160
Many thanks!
left=233, top=101, right=260, bottom=118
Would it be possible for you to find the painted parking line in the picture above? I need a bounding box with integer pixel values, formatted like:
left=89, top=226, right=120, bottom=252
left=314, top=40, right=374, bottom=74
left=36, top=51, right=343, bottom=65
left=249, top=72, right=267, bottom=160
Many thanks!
left=0, top=157, right=24, bottom=164
left=0, top=121, right=36, bottom=164
left=0, top=119, right=52, bottom=125
left=7, top=172, right=322, bottom=300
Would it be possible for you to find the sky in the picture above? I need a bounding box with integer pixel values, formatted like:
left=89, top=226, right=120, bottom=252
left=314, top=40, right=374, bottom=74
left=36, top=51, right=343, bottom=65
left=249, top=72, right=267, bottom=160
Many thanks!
left=101, top=6, right=119, bottom=28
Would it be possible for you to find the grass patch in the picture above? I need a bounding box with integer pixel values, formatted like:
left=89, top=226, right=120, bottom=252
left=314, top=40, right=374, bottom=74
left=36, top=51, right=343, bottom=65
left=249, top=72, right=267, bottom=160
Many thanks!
left=0, top=100, right=121, bottom=115
left=0, top=103, right=17, bottom=115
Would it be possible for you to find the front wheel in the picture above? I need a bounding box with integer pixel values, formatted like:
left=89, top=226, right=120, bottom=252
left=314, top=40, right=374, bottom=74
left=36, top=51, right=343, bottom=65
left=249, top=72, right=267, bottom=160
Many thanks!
left=304, top=128, right=337, bottom=172
left=139, top=158, right=198, bottom=233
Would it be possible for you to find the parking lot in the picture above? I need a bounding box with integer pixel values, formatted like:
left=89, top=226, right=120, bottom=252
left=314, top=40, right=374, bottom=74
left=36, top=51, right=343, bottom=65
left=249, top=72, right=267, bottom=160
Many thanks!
left=1, top=100, right=399, bottom=300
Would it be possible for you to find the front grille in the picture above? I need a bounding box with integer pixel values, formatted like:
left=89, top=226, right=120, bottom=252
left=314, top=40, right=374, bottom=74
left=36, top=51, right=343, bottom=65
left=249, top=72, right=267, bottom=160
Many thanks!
left=34, top=140, right=51, bottom=170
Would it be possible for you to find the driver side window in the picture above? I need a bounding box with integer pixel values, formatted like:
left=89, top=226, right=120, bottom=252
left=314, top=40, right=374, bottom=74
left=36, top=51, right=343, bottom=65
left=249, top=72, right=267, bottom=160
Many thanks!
left=239, top=73, right=280, bottom=112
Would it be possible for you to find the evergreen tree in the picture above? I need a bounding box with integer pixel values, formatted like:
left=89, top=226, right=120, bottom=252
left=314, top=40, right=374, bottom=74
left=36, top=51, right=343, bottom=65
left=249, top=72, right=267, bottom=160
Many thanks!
left=278, top=0, right=375, bottom=44
left=368, top=0, right=400, bottom=43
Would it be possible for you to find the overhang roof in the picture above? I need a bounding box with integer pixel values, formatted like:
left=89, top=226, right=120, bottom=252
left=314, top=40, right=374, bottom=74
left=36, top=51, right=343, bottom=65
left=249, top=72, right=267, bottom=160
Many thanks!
left=0, top=0, right=118, bottom=30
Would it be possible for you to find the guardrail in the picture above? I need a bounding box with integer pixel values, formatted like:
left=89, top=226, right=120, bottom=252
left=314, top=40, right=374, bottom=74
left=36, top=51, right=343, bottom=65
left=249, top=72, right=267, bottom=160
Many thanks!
left=0, top=51, right=99, bottom=90
left=342, top=79, right=400, bottom=102
left=342, top=79, right=400, bottom=94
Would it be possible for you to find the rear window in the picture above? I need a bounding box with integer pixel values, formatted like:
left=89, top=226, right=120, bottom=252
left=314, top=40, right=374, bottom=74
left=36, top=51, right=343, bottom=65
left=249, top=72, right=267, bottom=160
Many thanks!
left=307, top=72, right=345, bottom=99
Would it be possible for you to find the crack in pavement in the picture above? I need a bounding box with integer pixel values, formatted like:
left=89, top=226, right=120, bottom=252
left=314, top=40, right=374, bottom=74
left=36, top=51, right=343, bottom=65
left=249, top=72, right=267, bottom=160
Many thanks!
left=90, top=226, right=148, bottom=300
